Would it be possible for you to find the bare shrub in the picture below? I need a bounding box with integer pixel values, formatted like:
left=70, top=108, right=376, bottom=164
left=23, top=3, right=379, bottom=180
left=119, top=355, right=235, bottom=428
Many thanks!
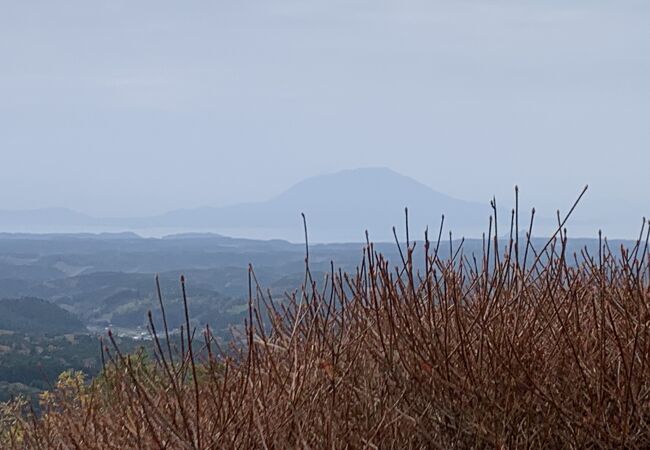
left=4, top=193, right=650, bottom=449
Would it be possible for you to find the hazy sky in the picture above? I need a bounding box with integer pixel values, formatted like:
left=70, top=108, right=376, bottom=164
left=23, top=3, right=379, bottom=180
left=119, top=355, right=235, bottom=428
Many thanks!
left=1, top=1, right=648, bottom=234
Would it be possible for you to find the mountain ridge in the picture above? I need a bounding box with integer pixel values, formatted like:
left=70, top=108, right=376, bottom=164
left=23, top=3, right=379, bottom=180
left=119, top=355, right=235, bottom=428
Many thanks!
left=0, top=168, right=494, bottom=241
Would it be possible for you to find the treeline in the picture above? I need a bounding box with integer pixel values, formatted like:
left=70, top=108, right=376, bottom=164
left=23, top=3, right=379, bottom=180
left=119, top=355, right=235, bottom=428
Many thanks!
left=0, top=332, right=143, bottom=409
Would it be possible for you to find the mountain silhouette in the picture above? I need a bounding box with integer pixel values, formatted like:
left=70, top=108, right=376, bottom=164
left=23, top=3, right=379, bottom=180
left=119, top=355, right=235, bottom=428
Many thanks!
left=0, top=168, right=495, bottom=242
left=0, top=208, right=95, bottom=227
left=146, top=167, right=494, bottom=241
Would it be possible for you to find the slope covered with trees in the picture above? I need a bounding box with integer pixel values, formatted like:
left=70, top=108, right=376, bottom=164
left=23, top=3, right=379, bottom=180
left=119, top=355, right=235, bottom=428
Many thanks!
left=0, top=298, right=85, bottom=335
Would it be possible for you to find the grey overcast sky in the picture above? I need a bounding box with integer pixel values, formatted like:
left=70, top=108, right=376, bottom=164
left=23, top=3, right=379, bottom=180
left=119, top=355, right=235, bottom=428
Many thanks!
left=1, top=1, right=648, bottom=234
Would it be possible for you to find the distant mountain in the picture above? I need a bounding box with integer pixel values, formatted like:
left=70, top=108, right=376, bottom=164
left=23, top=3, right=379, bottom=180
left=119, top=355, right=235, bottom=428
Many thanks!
left=0, top=232, right=141, bottom=241
left=0, top=168, right=496, bottom=242
left=0, top=208, right=95, bottom=227
left=136, top=168, right=495, bottom=241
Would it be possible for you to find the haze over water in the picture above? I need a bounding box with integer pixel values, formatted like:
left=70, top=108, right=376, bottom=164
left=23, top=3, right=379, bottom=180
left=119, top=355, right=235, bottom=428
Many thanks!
left=1, top=1, right=648, bottom=238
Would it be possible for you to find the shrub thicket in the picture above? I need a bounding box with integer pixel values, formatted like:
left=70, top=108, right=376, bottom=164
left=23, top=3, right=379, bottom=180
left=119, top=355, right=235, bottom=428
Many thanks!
left=3, top=196, right=650, bottom=449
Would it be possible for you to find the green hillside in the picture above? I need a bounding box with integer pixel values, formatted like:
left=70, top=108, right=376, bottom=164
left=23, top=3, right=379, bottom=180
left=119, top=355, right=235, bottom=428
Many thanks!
left=0, top=298, right=85, bottom=335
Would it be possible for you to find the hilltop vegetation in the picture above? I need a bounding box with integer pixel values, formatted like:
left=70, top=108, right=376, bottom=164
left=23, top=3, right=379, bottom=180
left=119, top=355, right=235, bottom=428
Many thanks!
left=3, top=210, right=650, bottom=449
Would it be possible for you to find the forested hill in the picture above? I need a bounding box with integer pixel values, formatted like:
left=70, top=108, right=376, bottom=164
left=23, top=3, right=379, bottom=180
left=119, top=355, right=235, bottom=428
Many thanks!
left=0, top=297, right=86, bottom=335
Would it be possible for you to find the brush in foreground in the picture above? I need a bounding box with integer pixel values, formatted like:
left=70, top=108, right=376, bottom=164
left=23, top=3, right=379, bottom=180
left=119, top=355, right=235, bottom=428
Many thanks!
left=2, top=210, right=650, bottom=449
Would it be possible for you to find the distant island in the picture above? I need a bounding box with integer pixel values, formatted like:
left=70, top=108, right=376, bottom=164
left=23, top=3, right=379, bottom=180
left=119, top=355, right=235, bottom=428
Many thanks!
left=0, top=168, right=497, bottom=242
